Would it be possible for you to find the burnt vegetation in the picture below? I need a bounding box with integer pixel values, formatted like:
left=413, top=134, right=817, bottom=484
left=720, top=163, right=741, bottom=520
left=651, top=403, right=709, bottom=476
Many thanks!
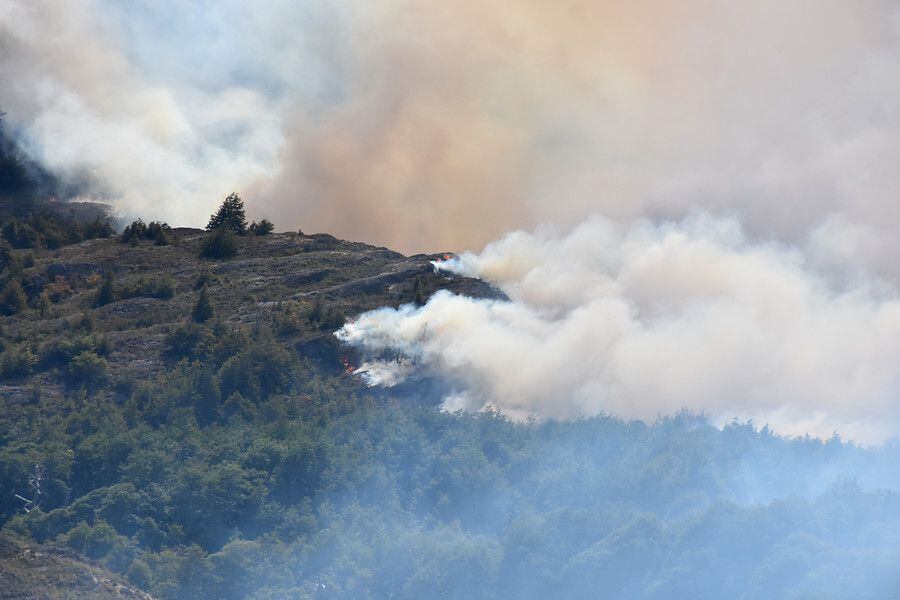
left=0, top=161, right=899, bottom=597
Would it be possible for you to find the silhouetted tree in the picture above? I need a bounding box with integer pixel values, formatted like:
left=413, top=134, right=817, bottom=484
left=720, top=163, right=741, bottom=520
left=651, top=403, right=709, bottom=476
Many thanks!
left=249, top=218, right=274, bottom=236
left=206, top=193, right=248, bottom=235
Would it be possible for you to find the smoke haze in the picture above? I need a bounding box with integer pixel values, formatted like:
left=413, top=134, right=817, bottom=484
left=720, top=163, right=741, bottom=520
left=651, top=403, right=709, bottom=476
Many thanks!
left=2, top=1, right=900, bottom=257
left=338, top=215, right=900, bottom=443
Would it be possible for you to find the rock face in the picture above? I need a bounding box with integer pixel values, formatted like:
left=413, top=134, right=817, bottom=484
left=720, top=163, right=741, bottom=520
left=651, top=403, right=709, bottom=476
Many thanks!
left=0, top=533, right=156, bottom=599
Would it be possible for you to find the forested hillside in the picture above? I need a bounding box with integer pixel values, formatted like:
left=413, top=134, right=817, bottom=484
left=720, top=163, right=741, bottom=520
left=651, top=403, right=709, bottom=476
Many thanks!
left=0, top=207, right=899, bottom=598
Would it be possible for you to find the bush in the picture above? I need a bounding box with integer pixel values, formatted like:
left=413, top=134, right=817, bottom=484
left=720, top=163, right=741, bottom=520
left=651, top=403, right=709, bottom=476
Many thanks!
left=249, top=218, right=274, bottom=236
left=0, top=344, right=35, bottom=379
left=206, top=193, right=247, bottom=235
left=66, top=351, right=108, bottom=386
left=39, top=333, right=108, bottom=369
left=200, top=228, right=238, bottom=259
left=0, top=278, right=26, bottom=315
left=94, top=275, right=115, bottom=307
left=121, top=219, right=173, bottom=246
left=119, top=276, right=176, bottom=300
left=164, top=323, right=212, bottom=361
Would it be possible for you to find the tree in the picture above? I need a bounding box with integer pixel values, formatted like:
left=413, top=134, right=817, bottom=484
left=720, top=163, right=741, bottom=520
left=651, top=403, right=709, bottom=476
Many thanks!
left=249, top=218, right=274, bottom=236
left=193, top=287, right=214, bottom=323
left=0, top=279, right=26, bottom=315
left=206, top=193, right=248, bottom=235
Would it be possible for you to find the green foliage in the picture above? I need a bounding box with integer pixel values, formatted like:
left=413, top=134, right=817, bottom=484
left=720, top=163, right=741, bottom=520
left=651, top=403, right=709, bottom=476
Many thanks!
left=66, top=351, right=107, bottom=386
left=121, top=219, right=173, bottom=246
left=249, top=218, right=274, bottom=236
left=307, top=294, right=346, bottom=330
left=201, top=228, right=239, bottom=259
left=94, top=275, right=115, bottom=307
left=0, top=344, right=35, bottom=379
left=118, top=275, right=176, bottom=300
left=39, top=333, right=108, bottom=370
left=0, top=278, right=26, bottom=315
left=217, top=338, right=297, bottom=401
left=0, top=215, right=114, bottom=250
left=206, top=193, right=248, bottom=235
left=193, top=287, right=214, bottom=323
left=57, top=520, right=131, bottom=561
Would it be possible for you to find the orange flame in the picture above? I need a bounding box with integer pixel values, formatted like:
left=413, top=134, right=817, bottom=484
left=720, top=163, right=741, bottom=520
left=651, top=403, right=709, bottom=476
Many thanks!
left=339, top=355, right=356, bottom=375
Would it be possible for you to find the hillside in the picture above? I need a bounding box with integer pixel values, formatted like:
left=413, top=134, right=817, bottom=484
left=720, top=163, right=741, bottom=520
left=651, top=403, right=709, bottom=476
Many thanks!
left=0, top=225, right=899, bottom=599
left=0, top=531, right=154, bottom=599
left=0, top=228, right=500, bottom=404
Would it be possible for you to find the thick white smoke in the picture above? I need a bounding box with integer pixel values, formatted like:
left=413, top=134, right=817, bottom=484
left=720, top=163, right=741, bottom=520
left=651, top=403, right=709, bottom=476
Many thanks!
left=337, top=215, right=900, bottom=444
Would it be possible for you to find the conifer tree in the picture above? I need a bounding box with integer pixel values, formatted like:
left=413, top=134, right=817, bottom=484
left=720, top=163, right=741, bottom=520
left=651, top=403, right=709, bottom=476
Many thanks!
left=206, top=193, right=248, bottom=235
left=193, top=286, right=214, bottom=323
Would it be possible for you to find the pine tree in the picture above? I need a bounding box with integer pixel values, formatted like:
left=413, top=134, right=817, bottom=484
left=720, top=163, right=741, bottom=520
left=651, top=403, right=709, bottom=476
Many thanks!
left=206, top=193, right=248, bottom=235
left=193, top=286, right=214, bottom=323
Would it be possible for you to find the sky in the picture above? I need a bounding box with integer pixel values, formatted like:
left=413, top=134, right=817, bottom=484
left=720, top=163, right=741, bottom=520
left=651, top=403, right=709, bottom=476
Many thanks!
left=3, top=0, right=900, bottom=440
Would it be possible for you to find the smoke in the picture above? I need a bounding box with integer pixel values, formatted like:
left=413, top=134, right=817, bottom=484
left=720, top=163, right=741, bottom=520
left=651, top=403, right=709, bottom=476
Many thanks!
left=2, top=1, right=900, bottom=262
left=337, top=214, right=900, bottom=444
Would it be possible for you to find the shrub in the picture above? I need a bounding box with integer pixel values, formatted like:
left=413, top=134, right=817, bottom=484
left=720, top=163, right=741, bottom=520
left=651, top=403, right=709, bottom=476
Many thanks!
left=45, top=275, right=73, bottom=303
left=200, top=228, right=238, bottom=259
left=66, top=351, right=108, bottom=386
left=0, top=345, right=35, bottom=379
left=194, top=270, right=218, bottom=290
left=94, top=275, right=115, bottom=307
left=39, top=333, right=108, bottom=369
left=122, top=219, right=173, bottom=246
left=0, top=278, right=26, bottom=315
left=206, top=193, right=247, bottom=235
left=306, top=295, right=346, bottom=330
left=164, top=323, right=212, bottom=361
left=119, top=276, right=176, bottom=300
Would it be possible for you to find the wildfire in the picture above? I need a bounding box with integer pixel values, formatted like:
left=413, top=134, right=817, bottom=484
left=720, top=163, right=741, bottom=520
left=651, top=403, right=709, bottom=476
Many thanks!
left=339, top=355, right=356, bottom=375
left=442, top=253, right=453, bottom=260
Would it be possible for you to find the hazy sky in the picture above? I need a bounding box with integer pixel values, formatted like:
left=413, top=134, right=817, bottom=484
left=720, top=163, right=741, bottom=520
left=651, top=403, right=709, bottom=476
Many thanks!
left=2, top=0, right=900, bottom=258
